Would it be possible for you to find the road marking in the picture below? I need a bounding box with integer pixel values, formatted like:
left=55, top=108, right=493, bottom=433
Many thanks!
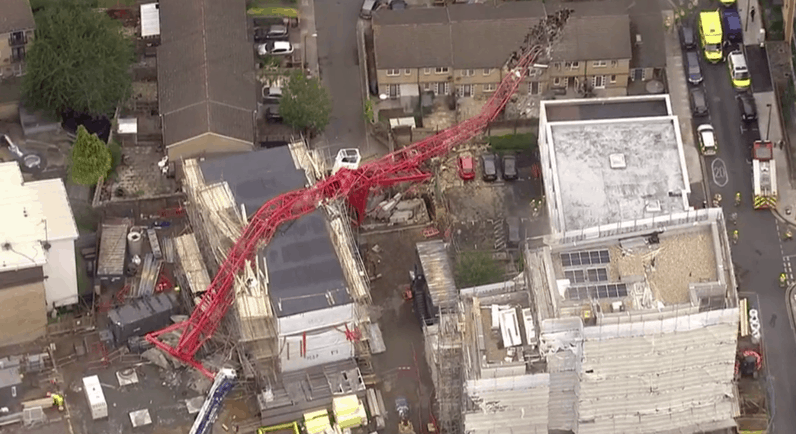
left=711, top=158, right=729, bottom=187
left=776, top=221, right=794, bottom=281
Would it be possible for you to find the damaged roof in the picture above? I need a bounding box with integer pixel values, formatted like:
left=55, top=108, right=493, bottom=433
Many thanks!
left=199, top=147, right=350, bottom=318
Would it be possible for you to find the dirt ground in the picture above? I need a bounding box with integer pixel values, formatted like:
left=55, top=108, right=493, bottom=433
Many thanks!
left=361, top=227, right=436, bottom=434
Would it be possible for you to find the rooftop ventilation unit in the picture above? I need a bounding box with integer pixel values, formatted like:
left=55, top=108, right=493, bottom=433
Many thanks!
left=635, top=34, right=643, bottom=45
left=609, top=153, right=626, bottom=169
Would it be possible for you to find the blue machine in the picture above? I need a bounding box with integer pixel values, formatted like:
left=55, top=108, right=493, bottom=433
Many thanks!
left=189, top=368, right=237, bottom=434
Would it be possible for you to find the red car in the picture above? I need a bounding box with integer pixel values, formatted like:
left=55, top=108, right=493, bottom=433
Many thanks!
left=458, top=154, right=475, bottom=180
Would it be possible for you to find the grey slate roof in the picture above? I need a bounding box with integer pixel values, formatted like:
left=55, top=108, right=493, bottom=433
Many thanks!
left=549, top=15, right=632, bottom=62
left=158, top=0, right=256, bottom=146
left=627, top=0, right=667, bottom=69
left=373, top=1, right=631, bottom=70
left=0, top=0, right=34, bottom=35
left=199, top=147, right=349, bottom=318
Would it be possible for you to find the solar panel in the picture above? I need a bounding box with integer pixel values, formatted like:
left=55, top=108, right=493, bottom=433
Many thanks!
left=564, top=283, right=628, bottom=300
left=566, top=268, right=608, bottom=283
left=560, top=250, right=611, bottom=268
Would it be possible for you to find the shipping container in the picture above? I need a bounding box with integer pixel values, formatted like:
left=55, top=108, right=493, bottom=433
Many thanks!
left=83, top=375, right=108, bottom=420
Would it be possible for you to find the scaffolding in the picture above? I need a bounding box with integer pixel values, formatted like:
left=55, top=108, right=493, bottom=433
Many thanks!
left=425, top=307, right=464, bottom=434
left=182, top=159, right=279, bottom=381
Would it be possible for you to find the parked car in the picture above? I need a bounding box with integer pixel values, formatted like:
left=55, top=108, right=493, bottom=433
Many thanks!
left=266, top=24, right=288, bottom=39
left=482, top=154, right=498, bottom=181
left=737, top=93, right=757, bottom=122
left=680, top=25, right=696, bottom=49
left=390, top=0, right=407, bottom=9
left=501, top=155, right=518, bottom=180
left=360, top=0, right=378, bottom=19
left=685, top=51, right=702, bottom=85
left=262, top=86, right=282, bottom=104
left=258, top=41, right=294, bottom=56
left=689, top=87, right=709, bottom=117
left=458, top=154, right=475, bottom=180
left=697, top=124, right=717, bottom=156
left=264, top=105, right=282, bottom=122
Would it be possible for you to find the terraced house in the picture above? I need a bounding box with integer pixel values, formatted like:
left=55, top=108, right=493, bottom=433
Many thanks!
left=372, top=1, right=635, bottom=102
left=0, top=0, right=35, bottom=79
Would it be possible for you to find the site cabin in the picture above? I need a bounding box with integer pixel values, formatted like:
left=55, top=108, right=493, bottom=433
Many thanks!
left=699, top=11, right=723, bottom=63
left=752, top=141, right=777, bottom=209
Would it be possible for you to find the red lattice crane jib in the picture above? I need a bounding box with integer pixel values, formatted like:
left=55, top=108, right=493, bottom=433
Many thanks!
left=146, top=10, right=573, bottom=378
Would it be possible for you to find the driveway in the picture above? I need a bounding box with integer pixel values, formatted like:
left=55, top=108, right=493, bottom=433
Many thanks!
left=313, top=0, right=368, bottom=159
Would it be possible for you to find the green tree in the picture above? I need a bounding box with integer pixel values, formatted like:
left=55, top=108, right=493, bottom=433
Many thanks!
left=23, top=2, right=134, bottom=117
left=279, top=71, right=332, bottom=135
left=69, top=126, right=112, bottom=185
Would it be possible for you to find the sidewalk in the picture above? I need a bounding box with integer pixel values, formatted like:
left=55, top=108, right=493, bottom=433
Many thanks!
left=739, top=0, right=765, bottom=46
left=662, top=10, right=706, bottom=201
left=299, top=0, right=319, bottom=78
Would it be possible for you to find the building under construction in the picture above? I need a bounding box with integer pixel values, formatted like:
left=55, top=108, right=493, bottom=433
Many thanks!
left=180, top=141, right=378, bottom=424
left=422, top=208, right=740, bottom=434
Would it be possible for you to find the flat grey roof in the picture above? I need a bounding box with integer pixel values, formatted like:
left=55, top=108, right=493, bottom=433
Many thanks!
left=549, top=118, right=688, bottom=231
left=544, top=99, right=669, bottom=122
left=200, top=148, right=349, bottom=318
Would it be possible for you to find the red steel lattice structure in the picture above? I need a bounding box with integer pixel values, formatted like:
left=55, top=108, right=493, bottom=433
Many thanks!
left=146, top=12, right=571, bottom=378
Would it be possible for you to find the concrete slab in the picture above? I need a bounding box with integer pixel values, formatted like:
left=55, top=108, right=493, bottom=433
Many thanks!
left=547, top=118, right=689, bottom=231
left=128, top=408, right=152, bottom=427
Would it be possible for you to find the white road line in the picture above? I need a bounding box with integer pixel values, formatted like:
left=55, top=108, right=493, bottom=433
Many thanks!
left=777, top=221, right=792, bottom=282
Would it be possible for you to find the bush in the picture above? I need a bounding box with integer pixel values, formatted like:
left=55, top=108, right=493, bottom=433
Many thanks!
left=488, top=133, right=537, bottom=153
left=69, top=126, right=112, bottom=186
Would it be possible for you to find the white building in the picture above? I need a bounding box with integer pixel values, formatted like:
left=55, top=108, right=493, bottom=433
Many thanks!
left=538, top=95, right=691, bottom=234
left=0, top=162, right=79, bottom=346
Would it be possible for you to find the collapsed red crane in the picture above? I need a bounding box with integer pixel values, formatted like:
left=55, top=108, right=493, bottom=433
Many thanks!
left=146, top=10, right=573, bottom=379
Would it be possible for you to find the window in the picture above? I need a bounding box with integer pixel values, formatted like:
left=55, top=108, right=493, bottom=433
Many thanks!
left=592, top=60, right=608, bottom=68
left=529, top=81, right=541, bottom=95
left=423, top=82, right=432, bottom=91
left=11, top=387, right=16, bottom=398
left=483, top=83, right=497, bottom=92
left=610, top=60, right=618, bottom=67
left=436, top=82, right=450, bottom=95
left=457, top=85, right=473, bottom=97
left=461, top=69, right=475, bottom=77
left=631, top=68, right=646, bottom=82
left=424, top=68, right=431, bottom=75
left=554, top=62, right=561, bottom=70
left=11, top=46, right=25, bottom=62
left=388, top=84, right=400, bottom=98
left=483, top=68, right=492, bottom=75
left=609, top=75, right=617, bottom=84
left=592, top=75, right=606, bottom=89
left=528, top=67, right=542, bottom=78
left=386, top=69, right=400, bottom=76
left=435, top=67, right=450, bottom=74
left=553, top=77, right=563, bottom=87
left=565, top=61, right=580, bottom=70
left=404, top=69, right=411, bottom=75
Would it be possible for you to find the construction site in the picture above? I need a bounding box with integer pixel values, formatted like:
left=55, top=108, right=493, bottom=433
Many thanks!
left=0, top=6, right=772, bottom=434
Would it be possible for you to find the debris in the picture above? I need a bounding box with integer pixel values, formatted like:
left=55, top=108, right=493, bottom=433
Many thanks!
left=141, top=348, right=171, bottom=370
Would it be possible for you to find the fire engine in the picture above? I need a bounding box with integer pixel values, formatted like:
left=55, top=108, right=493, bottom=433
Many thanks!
left=752, top=140, right=777, bottom=209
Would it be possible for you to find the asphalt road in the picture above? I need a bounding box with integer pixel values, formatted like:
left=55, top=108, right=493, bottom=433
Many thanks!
left=313, top=0, right=367, bottom=158
left=690, top=43, right=796, bottom=432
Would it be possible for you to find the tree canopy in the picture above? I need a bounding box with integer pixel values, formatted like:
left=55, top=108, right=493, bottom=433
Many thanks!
left=69, top=126, right=112, bottom=185
left=23, top=2, right=134, bottom=117
left=279, top=71, right=332, bottom=135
